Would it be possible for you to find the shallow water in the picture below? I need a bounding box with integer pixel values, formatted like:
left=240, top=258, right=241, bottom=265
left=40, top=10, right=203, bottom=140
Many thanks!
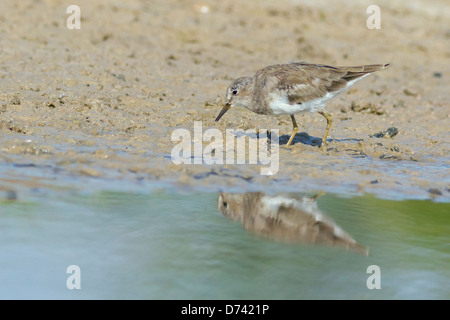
left=0, top=0, right=449, bottom=302
left=0, top=190, right=448, bottom=299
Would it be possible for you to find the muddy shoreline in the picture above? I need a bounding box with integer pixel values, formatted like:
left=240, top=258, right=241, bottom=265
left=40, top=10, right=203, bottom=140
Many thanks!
left=0, top=0, right=448, bottom=201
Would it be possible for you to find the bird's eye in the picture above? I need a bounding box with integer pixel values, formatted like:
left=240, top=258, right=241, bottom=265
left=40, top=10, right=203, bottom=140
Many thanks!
left=232, top=90, right=238, bottom=95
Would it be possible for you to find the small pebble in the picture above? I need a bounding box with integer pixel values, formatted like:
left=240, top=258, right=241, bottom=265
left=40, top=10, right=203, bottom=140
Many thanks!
left=370, top=127, right=399, bottom=139
left=403, top=88, right=419, bottom=97
left=386, top=127, right=399, bottom=138
left=6, top=190, right=17, bottom=201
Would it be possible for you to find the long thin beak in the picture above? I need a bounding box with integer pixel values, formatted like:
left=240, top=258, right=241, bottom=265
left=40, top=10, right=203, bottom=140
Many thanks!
left=215, top=103, right=231, bottom=122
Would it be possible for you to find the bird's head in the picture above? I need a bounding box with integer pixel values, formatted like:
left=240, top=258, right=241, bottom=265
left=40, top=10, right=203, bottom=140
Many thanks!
left=215, top=77, right=254, bottom=122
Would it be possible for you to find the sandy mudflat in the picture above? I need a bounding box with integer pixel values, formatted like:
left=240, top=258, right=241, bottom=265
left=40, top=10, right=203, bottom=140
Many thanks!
left=0, top=0, right=448, bottom=200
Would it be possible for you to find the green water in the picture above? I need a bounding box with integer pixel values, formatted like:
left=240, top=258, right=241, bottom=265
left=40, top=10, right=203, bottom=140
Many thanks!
left=0, top=191, right=448, bottom=299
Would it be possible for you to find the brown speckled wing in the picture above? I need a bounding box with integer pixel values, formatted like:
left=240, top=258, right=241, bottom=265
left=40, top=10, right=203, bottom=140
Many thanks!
left=255, top=63, right=388, bottom=105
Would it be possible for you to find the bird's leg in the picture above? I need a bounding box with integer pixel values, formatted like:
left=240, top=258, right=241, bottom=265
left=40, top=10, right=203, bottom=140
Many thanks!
left=318, top=111, right=332, bottom=147
left=286, top=115, right=298, bottom=147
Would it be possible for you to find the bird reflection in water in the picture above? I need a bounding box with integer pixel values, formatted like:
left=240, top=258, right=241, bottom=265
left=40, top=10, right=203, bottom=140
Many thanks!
left=217, top=192, right=368, bottom=255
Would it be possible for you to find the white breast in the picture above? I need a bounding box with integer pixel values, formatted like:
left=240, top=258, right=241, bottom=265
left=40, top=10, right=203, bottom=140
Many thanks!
left=269, top=92, right=336, bottom=115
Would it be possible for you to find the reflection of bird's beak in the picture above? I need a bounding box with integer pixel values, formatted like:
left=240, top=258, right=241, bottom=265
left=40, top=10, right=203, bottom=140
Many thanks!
left=215, top=103, right=231, bottom=122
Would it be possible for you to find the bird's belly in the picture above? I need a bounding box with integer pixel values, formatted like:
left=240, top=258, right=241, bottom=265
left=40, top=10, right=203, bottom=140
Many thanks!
left=269, top=92, right=338, bottom=115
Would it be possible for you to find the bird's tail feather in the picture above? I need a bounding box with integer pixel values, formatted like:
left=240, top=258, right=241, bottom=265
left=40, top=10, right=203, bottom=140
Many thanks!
left=339, top=64, right=390, bottom=81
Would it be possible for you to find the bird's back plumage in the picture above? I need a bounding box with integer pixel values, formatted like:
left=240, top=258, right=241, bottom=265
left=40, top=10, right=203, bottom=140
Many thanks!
left=252, top=62, right=389, bottom=114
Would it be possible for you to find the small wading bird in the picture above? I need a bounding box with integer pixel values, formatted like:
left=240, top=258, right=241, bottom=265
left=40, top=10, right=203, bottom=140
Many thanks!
left=215, top=62, right=389, bottom=147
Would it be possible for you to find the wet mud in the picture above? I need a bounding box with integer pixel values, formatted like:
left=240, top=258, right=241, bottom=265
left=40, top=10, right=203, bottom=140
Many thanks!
left=0, top=0, right=448, bottom=200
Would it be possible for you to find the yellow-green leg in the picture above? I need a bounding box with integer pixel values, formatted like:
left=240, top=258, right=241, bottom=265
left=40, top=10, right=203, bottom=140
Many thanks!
left=286, top=115, right=298, bottom=147
left=318, top=111, right=332, bottom=147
